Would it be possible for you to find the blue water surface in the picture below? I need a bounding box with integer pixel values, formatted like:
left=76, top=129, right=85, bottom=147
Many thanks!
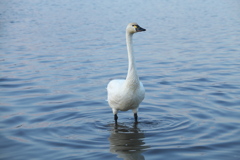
left=1, top=0, right=240, bottom=160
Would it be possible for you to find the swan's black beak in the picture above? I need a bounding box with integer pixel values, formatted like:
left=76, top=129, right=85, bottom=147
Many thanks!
left=136, top=26, right=146, bottom=32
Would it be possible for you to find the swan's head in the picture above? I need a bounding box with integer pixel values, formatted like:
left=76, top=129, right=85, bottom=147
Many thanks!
left=126, top=23, right=146, bottom=34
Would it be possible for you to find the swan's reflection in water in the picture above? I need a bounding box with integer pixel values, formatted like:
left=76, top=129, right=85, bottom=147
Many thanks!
left=108, top=123, right=150, bottom=160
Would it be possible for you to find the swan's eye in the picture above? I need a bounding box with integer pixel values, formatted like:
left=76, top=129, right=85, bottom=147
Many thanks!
left=132, top=25, right=137, bottom=28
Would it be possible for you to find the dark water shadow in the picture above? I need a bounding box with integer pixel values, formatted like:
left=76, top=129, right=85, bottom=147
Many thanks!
left=108, top=123, right=150, bottom=160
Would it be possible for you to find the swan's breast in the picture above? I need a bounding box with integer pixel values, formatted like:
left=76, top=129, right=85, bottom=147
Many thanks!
left=107, top=80, right=145, bottom=111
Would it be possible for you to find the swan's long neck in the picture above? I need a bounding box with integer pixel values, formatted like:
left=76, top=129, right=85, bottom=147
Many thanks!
left=125, top=32, right=139, bottom=87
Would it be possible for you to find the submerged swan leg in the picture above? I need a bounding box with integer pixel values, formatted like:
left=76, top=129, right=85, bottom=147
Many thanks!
left=134, top=113, right=138, bottom=123
left=114, top=114, right=118, bottom=124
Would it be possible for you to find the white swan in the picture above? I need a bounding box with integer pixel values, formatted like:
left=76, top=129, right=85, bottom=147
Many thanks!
left=107, top=23, right=146, bottom=124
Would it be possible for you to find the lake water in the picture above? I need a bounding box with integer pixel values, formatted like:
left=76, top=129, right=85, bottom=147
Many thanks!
left=1, top=0, right=240, bottom=159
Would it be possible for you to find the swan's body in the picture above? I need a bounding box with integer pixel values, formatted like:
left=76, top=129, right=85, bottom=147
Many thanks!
left=107, top=23, right=146, bottom=123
